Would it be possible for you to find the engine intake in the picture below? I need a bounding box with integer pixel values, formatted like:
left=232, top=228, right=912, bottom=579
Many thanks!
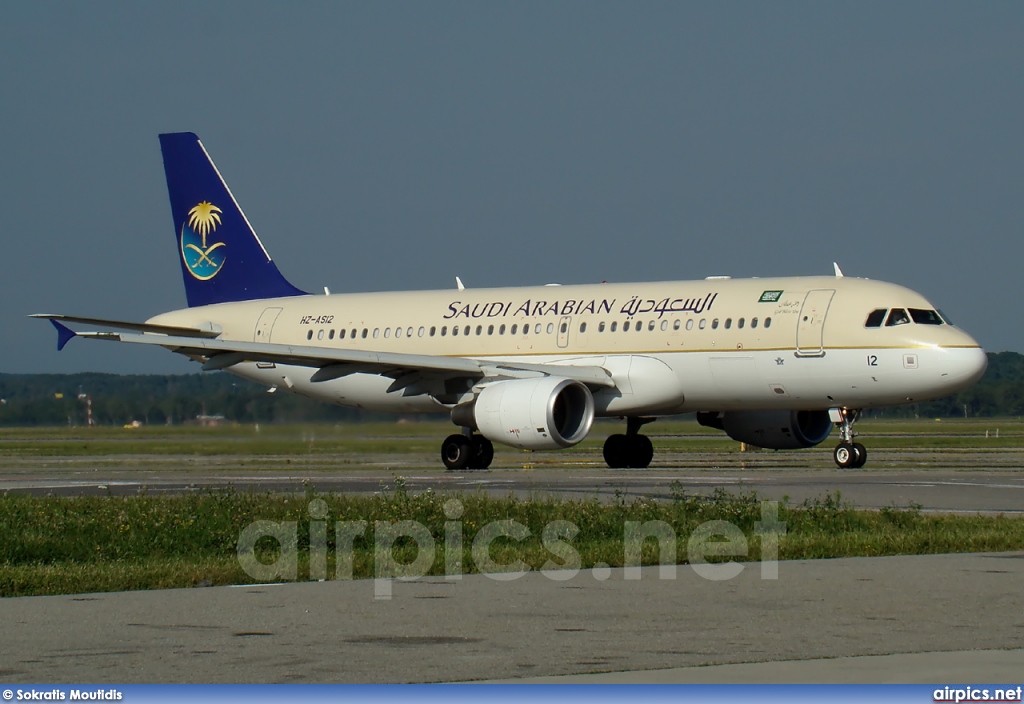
left=697, top=410, right=833, bottom=450
left=454, top=377, right=595, bottom=451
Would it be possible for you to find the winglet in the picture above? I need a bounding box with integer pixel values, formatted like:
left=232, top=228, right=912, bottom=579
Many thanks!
left=50, top=319, right=77, bottom=351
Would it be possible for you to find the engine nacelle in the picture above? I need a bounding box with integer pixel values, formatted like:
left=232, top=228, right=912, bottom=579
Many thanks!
left=456, top=377, right=595, bottom=451
left=698, top=410, right=833, bottom=450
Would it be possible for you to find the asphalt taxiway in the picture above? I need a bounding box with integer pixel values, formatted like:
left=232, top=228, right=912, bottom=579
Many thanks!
left=2, top=552, right=1022, bottom=683
left=2, top=450, right=1023, bottom=514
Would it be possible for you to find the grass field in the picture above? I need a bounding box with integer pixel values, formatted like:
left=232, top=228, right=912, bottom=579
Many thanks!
left=1, top=418, right=1022, bottom=598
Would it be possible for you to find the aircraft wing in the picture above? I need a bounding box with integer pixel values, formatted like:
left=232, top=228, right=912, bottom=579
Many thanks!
left=37, top=317, right=616, bottom=390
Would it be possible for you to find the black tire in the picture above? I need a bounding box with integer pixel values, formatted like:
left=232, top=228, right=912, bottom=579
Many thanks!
left=603, top=434, right=629, bottom=468
left=442, top=434, right=473, bottom=470
left=833, top=442, right=856, bottom=469
left=851, top=442, right=867, bottom=469
left=470, top=436, right=494, bottom=470
left=629, top=434, right=654, bottom=468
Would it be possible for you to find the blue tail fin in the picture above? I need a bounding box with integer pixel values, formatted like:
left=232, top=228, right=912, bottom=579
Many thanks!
left=159, top=132, right=306, bottom=307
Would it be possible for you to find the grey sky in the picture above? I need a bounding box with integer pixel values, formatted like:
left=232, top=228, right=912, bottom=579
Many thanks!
left=2, top=2, right=1022, bottom=374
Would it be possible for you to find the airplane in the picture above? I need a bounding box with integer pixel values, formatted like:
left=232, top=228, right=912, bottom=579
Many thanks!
left=34, top=132, right=988, bottom=471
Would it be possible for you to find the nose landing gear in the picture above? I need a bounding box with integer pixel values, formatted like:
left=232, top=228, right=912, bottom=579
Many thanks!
left=832, top=408, right=867, bottom=469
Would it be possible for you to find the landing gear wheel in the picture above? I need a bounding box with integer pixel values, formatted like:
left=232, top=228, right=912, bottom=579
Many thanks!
left=851, top=442, right=867, bottom=469
left=442, top=434, right=473, bottom=470
left=470, top=436, right=494, bottom=470
left=833, top=442, right=859, bottom=469
left=629, top=434, right=654, bottom=469
left=603, top=434, right=629, bottom=469
left=603, top=433, right=654, bottom=468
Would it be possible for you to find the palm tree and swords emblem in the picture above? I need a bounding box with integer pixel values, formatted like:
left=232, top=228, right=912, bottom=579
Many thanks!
left=181, top=201, right=226, bottom=280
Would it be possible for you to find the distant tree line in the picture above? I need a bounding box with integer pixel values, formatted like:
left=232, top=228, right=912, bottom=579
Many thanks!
left=1, top=351, right=1021, bottom=426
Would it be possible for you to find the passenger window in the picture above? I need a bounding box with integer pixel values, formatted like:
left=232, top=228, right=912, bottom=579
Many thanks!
left=318, top=329, right=325, bottom=341
left=340, top=329, right=347, bottom=339
left=712, top=319, right=719, bottom=330
left=487, top=325, right=494, bottom=335
left=909, top=308, right=944, bottom=325
left=384, top=328, right=390, bottom=338
left=306, top=330, right=313, bottom=340
left=599, top=322, right=606, bottom=333
left=738, top=318, right=745, bottom=329
left=329, top=329, right=335, bottom=340
left=699, top=319, right=706, bottom=330
left=648, top=321, right=655, bottom=331
left=865, top=309, right=887, bottom=328
left=351, top=329, right=357, bottom=339
left=685, top=319, right=693, bottom=331
left=535, top=324, right=541, bottom=334
left=751, top=318, right=758, bottom=329
left=464, top=325, right=471, bottom=336
left=560, top=322, right=568, bottom=334
left=418, top=326, right=425, bottom=337
left=511, top=324, right=518, bottom=335
left=547, top=323, right=555, bottom=334
left=407, top=327, right=413, bottom=337
left=724, top=318, right=732, bottom=330
left=580, top=322, right=587, bottom=333
left=429, top=326, right=435, bottom=337
left=624, top=321, right=631, bottom=332
left=886, top=309, right=910, bottom=326
left=675, top=320, right=682, bottom=331
left=475, top=325, right=482, bottom=336
left=611, top=321, right=618, bottom=332
left=499, top=324, right=506, bottom=335
left=361, top=328, right=368, bottom=339
left=764, top=318, right=771, bottom=329
left=452, top=326, right=459, bottom=336
left=373, top=329, right=380, bottom=339
left=394, top=328, right=401, bottom=338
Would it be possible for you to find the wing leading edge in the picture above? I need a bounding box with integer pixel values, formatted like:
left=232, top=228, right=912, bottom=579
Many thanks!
left=36, top=316, right=616, bottom=393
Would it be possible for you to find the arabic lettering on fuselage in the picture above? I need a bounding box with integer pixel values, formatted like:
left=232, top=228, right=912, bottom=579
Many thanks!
left=442, top=292, right=717, bottom=320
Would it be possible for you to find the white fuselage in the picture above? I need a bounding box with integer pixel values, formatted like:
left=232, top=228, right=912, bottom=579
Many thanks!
left=149, top=275, right=987, bottom=416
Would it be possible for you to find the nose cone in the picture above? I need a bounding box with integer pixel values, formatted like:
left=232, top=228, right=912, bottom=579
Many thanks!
left=940, top=344, right=988, bottom=394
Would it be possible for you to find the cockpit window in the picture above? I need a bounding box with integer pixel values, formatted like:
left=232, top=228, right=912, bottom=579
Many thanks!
left=885, top=309, right=910, bottom=326
left=909, top=308, right=944, bottom=325
left=865, top=309, right=887, bottom=328
left=938, top=309, right=953, bottom=326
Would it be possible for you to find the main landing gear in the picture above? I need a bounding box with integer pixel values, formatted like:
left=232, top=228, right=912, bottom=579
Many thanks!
left=832, top=408, right=867, bottom=469
left=603, top=417, right=655, bottom=469
left=442, top=432, right=494, bottom=470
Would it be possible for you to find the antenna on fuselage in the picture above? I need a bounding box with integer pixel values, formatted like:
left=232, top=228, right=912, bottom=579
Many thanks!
left=456, top=276, right=465, bottom=290
left=833, top=262, right=844, bottom=277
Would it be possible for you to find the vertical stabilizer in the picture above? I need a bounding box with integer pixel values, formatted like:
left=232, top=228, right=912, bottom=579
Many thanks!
left=159, top=132, right=306, bottom=307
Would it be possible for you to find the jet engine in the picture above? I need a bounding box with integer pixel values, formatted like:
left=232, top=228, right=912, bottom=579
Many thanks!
left=453, top=377, right=595, bottom=451
left=697, top=410, right=833, bottom=450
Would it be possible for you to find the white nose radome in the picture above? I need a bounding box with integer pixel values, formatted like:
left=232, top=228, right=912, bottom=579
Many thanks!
left=938, top=345, right=987, bottom=394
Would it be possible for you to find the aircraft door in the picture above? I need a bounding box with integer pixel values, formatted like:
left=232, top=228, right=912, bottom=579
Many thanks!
left=557, top=316, right=572, bottom=349
left=795, top=290, right=835, bottom=356
left=254, top=307, right=283, bottom=368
